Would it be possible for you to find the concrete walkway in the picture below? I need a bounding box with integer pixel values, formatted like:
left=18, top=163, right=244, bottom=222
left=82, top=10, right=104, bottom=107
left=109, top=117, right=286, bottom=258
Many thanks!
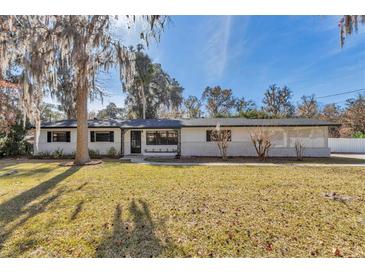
left=331, top=153, right=365, bottom=160
left=123, top=155, right=365, bottom=167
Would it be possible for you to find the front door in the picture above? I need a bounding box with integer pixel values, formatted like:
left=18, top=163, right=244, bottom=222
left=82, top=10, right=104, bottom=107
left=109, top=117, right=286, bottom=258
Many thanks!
left=130, top=131, right=142, bottom=154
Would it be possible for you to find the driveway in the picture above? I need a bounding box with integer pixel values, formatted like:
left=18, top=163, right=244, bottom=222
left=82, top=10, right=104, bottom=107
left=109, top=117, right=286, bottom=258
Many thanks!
left=331, top=153, right=365, bottom=160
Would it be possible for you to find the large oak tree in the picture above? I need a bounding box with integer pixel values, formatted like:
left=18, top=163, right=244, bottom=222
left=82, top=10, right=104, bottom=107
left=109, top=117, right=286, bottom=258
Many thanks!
left=123, top=46, right=183, bottom=119
left=0, top=15, right=167, bottom=165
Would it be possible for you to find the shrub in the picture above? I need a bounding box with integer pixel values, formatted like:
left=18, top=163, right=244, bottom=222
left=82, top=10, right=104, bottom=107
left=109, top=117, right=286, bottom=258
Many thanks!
left=210, top=124, right=231, bottom=160
left=52, top=148, right=64, bottom=159
left=35, top=150, right=74, bottom=159
left=250, top=128, right=272, bottom=161
left=237, top=109, right=271, bottom=119
left=89, top=149, right=100, bottom=158
left=107, top=147, right=118, bottom=158
left=352, top=132, right=365, bottom=138
left=294, top=140, right=305, bottom=161
left=35, top=151, right=51, bottom=158
left=0, top=123, right=33, bottom=157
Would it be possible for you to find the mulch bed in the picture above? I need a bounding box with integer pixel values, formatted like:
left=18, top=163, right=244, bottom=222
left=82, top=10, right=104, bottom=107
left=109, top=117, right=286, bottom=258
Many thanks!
left=59, top=160, right=103, bottom=166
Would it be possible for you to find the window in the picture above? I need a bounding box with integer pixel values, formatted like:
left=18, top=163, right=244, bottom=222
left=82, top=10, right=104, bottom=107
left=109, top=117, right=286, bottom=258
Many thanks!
left=288, top=128, right=325, bottom=148
left=47, top=131, right=70, bottom=143
left=270, top=129, right=285, bottom=148
left=206, top=130, right=232, bottom=142
left=146, top=131, right=156, bottom=145
left=168, top=131, right=178, bottom=144
left=206, top=130, right=212, bottom=142
left=90, top=131, right=114, bottom=142
left=146, top=130, right=178, bottom=145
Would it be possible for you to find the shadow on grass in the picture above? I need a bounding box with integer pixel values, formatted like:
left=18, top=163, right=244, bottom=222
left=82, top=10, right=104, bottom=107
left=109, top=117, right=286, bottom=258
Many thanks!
left=96, top=199, right=173, bottom=258
left=0, top=166, right=80, bottom=255
left=70, top=201, right=84, bottom=221
left=1, top=167, right=55, bottom=178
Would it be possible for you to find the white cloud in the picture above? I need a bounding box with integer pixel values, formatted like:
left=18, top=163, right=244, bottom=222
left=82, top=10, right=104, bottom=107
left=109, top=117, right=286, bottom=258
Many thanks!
left=203, top=16, right=233, bottom=80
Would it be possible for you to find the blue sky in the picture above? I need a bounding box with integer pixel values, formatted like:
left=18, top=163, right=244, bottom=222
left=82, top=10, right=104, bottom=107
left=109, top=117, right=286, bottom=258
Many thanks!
left=86, top=16, right=365, bottom=112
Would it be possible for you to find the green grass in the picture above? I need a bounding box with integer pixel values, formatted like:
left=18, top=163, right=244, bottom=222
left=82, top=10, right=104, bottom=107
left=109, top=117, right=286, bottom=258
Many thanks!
left=145, top=156, right=365, bottom=164
left=0, top=160, right=365, bottom=257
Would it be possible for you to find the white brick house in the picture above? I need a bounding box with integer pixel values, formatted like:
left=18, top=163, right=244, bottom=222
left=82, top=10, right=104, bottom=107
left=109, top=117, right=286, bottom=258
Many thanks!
left=34, top=118, right=339, bottom=157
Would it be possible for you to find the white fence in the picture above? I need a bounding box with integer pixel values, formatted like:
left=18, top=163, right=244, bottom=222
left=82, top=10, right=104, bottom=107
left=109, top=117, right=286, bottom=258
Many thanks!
left=328, top=138, right=365, bottom=153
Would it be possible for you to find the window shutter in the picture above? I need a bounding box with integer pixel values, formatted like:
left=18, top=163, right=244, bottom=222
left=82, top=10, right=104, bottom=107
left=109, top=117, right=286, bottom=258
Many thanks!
left=66, top=131, right=71, bottom=142
left=47, top=132, right=52, bottom=143
left=90, top=131, right=95, bottom=142
left=110, top=131, right=114, bottom=142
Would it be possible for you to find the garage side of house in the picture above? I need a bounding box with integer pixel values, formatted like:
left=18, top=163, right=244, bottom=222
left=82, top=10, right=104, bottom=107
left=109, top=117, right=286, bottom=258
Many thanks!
left=180, top=126, right=330, bottom=157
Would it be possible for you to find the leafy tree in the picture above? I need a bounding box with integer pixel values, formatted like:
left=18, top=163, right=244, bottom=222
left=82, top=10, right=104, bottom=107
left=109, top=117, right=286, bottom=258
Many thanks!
left=342, top=94, right=365, bottom=135
left=157, top=106, right=183, bottom=119
left=183, top=95, right=202, bottom=118
left=234, top=96, right=256, bottom=113
left=124, top=50, right=183, bottom=119
left=97, top=102, right=125, bottom=119
left=234, top=109, right=271, bottom=119
left=319, top=103, right=343, bottom=137
left=48, top=51, right=106, bottom=120
left=152, top=75, right=184, bottom=118
left=201, top=86, right=236, bottom=118
left=0, top=88, right=18, bottom=135
left=0, top=15, right=167, bottom=165
left=297, top=95, right=319, bottom=118
left=339, top=16, right=365, bottom=47
left=88, top=111, right=97, bottom=120
left=262, top=84, right=295, bottom=118
left=125, top=45, right=154, bottom=119
left=40, top=103, right=65, bottom=122
left=0, top=81, right=32, bottom=157
left=320, top=103, right=342, bottom=121
left=49, top=59, right=77, bottom=119
left=0, top=87, right=31, bottom=157
left=352, top=132, right=365, bottom=138
left=0, top=122, right=32, bottom=157
left=164, top=77, right=184, bottom=116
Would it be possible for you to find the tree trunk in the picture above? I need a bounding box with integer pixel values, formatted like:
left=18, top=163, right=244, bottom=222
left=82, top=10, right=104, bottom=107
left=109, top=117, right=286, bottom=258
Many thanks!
left=140, top=84, right=146, bottom=119
left=222, top=153, right=227, bottom=161
left=74, top=84, right=90, bottom=165
left=222, top=146, right=227, bottom=161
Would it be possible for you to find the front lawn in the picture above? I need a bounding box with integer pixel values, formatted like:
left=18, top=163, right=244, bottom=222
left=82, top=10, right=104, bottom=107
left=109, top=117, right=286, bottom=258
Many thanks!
left=144, top=156, right=365, bottom=164
left=0, top=160, right=364, bottom=257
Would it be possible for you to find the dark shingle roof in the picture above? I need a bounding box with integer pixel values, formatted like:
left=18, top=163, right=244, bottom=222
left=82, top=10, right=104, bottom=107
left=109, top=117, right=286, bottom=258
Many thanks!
left=179, top=118, right=340, bottom=127
left=119, top=119, right=183, bottom=129
left=40, top=118, right=340, bottom=129
left=40, top=119, right=122, bottom=128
